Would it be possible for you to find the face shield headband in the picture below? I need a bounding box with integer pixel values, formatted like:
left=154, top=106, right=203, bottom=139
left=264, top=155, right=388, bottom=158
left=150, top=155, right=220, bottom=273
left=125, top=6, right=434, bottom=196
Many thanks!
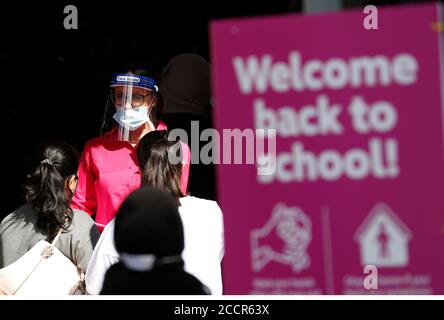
left=110, top=74, right=159, bottom=93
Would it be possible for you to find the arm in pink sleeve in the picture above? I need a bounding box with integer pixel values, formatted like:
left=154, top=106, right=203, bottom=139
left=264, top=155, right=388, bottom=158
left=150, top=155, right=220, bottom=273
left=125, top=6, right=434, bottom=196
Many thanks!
left=71, top=142, right=97, bottom=216
left=179, top=141, right=191, bottom=195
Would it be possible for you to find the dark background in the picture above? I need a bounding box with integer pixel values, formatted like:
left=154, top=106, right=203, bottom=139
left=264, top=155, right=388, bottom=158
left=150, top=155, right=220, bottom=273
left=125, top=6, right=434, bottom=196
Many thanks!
left=0, top=0, right=430, bottom=218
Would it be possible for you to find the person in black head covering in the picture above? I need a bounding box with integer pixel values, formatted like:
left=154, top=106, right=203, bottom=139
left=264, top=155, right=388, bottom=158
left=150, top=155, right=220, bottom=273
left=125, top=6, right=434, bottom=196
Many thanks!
left=160, top=54, right=212, bottom=121
left=100, top=186, right=209, bottom=295
left=159, top=53, right=216, bottom=201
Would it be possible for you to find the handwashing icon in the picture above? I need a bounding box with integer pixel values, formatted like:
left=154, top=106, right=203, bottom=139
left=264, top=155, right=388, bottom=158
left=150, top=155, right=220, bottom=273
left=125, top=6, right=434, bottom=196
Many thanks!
left=251, top=203, right=312, bottom=273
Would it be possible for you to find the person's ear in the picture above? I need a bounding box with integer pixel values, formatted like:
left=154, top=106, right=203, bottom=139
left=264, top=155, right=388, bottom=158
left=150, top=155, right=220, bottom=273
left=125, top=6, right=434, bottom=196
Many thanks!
left=67, top=174, right=78, bottom=195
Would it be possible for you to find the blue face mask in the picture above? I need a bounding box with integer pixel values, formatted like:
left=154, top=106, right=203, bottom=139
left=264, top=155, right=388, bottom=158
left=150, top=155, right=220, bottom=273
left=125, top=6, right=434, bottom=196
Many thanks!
left=113, top=107, right=150, bottom=130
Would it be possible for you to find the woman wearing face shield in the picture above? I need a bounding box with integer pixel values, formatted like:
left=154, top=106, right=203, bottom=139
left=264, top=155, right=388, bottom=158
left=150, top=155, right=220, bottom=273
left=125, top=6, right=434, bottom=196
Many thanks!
left=71, top=71, right=191, bottom=232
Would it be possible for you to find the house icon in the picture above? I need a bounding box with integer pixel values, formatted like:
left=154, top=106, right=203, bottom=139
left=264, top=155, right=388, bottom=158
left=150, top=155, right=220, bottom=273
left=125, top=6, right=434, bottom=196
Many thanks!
left=354, top=203, right=412, bottom=268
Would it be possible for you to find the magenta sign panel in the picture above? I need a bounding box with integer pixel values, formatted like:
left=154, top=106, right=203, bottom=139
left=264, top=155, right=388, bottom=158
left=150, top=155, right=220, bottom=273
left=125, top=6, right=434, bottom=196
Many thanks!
left=210, top=3, right=444, bottom=294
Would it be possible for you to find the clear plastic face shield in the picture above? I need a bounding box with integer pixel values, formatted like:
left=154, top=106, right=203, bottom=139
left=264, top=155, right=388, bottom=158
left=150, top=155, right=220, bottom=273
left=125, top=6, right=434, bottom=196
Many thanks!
left=102, top=74, right=159, bottom=141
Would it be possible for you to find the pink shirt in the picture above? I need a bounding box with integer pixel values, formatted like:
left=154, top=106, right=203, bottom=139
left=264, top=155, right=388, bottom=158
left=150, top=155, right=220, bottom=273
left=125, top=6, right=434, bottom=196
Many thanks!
left=71, top=124, right=190, bottom=232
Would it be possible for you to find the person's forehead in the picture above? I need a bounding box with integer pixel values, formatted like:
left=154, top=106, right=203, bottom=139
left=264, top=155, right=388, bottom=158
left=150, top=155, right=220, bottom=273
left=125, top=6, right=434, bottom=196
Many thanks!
left=113, top=86, right=152, bottom=94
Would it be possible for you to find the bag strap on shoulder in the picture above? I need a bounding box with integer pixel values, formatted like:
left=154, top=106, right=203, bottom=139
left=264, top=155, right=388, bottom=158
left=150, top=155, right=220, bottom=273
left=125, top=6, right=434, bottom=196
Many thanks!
left=50, top=228, right=64, bottom=247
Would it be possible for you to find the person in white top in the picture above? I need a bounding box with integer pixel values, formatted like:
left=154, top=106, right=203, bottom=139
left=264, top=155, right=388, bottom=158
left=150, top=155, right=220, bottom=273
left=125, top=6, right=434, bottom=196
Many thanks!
left=85, top=130, right=224, bottom=294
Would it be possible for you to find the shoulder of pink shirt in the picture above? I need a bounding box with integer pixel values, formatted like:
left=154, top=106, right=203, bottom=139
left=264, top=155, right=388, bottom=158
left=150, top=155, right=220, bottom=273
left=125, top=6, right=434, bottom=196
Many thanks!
left=156, top=120, right=168, bottom=130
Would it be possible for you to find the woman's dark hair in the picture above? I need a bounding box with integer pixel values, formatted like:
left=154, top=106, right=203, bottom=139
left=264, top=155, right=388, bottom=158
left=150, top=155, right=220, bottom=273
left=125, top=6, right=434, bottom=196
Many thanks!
left=23, top=141, right=79, bottom=238
left=137, top=130, right=184, bottom=204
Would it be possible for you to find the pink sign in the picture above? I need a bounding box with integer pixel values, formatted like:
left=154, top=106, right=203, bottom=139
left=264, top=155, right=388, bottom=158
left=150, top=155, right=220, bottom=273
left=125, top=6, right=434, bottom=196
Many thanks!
left=210, top=3, right=444, bottom=294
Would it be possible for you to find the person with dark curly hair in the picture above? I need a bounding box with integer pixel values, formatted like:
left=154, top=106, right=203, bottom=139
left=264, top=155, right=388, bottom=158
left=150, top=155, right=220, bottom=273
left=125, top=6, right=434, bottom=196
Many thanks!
left=0, top=141, right=99, bottom=274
